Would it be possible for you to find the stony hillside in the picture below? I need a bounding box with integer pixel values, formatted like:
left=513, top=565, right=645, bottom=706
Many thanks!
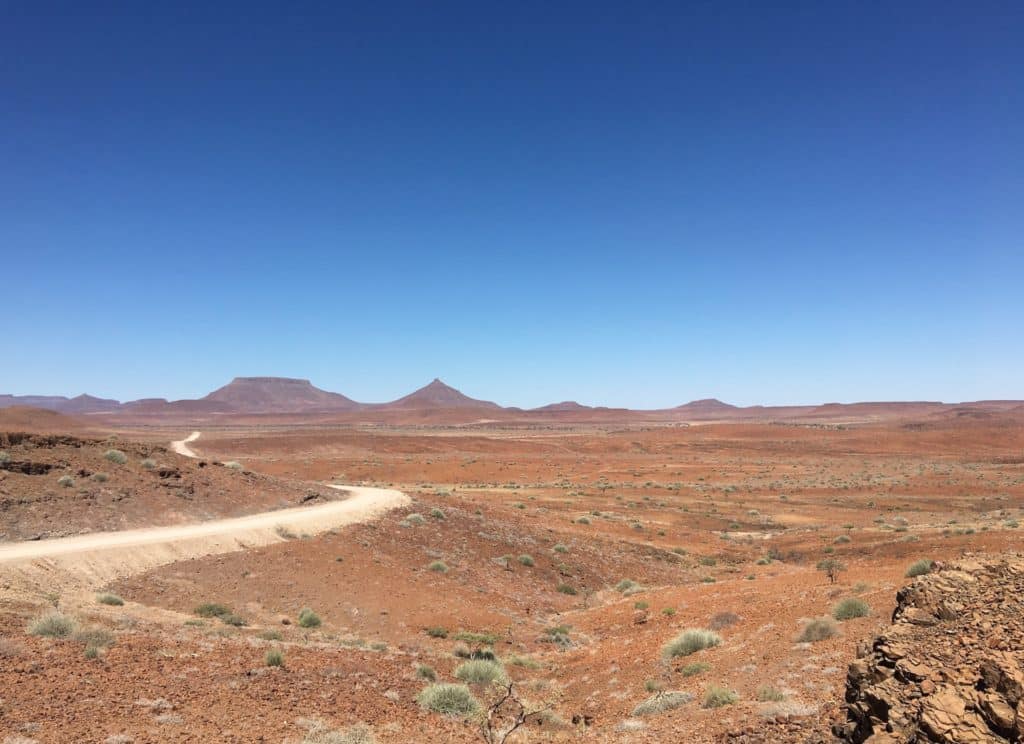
left=839, top=556, right=1024, bottom=743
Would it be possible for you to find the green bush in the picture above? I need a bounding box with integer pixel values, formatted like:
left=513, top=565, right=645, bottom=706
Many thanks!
left=632, top=691, right=692, bottom=716
left=905, top=559, right=934, bottom=578
left=104, top=449, right=128, bottom=465
left=615, top=579, right=640, bottom=593
left=833, top=598, right=870, bottom=621
left=416, top=664, right=437, bottom=681
left=680, top=661, right=709, bottom=676
left=28, top=612, right=75, bottom=638
left=553, top=543, right=569, bottom=553
left=406, top=513, right=426, bottom=525
left=454, top=659, right=506, bottom=685
left=426, top=626, right=448, bottom=638
left=556, top=583, right=577, bottom=595
left=141, top=458, right=157, bottom=469
left=799, top=617, right=838, bottom=642
left=416, top=683, right=479, bottom=717
left=517, top=554, right=534, bottom=567
left=258, top=629, right=283, bottom=641
left=219, top=613, right=247, bottom=627
left=757, top=686, right=786, bottom=702
left=96, top=593, right=124, bottom=606
left=298, top=608, right=322, bottom=628
left=662, top=629, right=721, bottom=659
left=428, top=560, right=448, bottom=573
left=430, top=508, right=445, bottom=519
left=194, top=602, right=231, bottom=618
left=92, top=472, right=109, bottom=482
left=452, top=630, right=497, bottom=645
left=57, top=475, right=74, bottom=488
left=703, top=685, right=738, bottom=708
left=265, top=648, right=284, bottom=667
left=0, top=451, right=9, bottom=464
left=223, top=460, right=243, bottom=470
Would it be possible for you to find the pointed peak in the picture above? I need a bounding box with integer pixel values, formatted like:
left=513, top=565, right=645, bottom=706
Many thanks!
left=383, top=379, right=501, bottom=409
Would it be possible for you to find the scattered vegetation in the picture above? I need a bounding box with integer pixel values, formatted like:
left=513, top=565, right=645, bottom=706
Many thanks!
left=416, top=664, right=437, bottom=681
left=680, top=661, right=710, bottom=676
left=416, top=683, right=480, bottom=717
left=428, top=560, right=449, bottom=573
left=662, top=629, right=722, bottom=659
left=703, top=685, right=738, bottom=708
left=517, top=554, right=534, bottom=567
left=57, top=475, right=74, bottom=488
left=799, top=617, right=839, bottom=643
left=265, top=648, right=285, bottom=667
left=298, top=608, right=322, bottom=628
left=632, top=691, right=692, bottom=716
left=833, top=598, right=870, bottom=621
left=757, top=686, right=786, bottom=702
left=708, top=612, right=740, bottom=630
left=816, top=557, right=846, bottom=583
left=906, top=559, right=934, bottom=577
left=96, top=593, right=124, bottom=606
left=194, top=603, right=232, bottom=619
left=28, top=612, right=76, bottom=638
left=454, top=659, right=507, bottom=686
left=103, top=449, right=128, bottom=465
left=301, top=720, right=376, bottom=744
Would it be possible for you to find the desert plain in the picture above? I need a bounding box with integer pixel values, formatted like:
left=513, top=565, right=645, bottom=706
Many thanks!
left=1, top=385, right=1022, bottom=743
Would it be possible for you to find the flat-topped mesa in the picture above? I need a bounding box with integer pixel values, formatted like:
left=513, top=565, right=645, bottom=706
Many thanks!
left=230, top=376, right=312, bottom=384
left=202, top=376, right=360, bottom=412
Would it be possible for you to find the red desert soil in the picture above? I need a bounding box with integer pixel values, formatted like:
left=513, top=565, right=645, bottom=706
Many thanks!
left=1, top=418, right=1023, bottom=742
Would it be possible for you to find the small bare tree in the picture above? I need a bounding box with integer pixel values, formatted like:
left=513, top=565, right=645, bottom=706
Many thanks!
left=816, top=557, right=846, bottom=584
left=479, top=682, right=555, bottom=744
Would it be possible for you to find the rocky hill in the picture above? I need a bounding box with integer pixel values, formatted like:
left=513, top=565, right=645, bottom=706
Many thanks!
left=839, top=556, right=1024, bottom=743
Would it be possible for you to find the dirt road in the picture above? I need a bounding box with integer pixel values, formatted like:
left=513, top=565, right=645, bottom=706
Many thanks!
left=170, top=429, right=202, bottom=457
left=0, top=431, right=409, bottom=588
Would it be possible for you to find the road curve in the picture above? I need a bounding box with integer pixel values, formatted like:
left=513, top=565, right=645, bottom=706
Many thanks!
left=0, top=485, right=408, bottom=566
left=170, top=430, right=202, bottom=457
left=0, top=433, right=409, bottom=587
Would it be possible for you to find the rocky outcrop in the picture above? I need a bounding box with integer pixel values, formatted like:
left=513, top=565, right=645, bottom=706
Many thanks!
left=838, top=556, right=1024, bottom=743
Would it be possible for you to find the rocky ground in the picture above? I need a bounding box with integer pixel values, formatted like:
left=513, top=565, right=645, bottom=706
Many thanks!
left=0, top=419, right=1022, bottom=742
left=840, top=556, right=1024, bottom=743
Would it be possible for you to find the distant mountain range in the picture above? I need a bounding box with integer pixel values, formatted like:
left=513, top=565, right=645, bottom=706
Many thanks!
left=1, top=377, right=1021, bottom=423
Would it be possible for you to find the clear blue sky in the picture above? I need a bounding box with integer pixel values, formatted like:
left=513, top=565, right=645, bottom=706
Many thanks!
left=3, top=2, right=1022, bottom=408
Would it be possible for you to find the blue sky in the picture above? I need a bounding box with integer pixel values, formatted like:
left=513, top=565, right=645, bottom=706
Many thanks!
left=2, top=2, right=1022, bottom=408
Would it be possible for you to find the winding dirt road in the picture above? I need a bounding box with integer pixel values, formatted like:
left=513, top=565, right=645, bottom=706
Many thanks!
left=0, top=432, right=409, bottom=588
left=170, top=429, right=202, bottom=457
